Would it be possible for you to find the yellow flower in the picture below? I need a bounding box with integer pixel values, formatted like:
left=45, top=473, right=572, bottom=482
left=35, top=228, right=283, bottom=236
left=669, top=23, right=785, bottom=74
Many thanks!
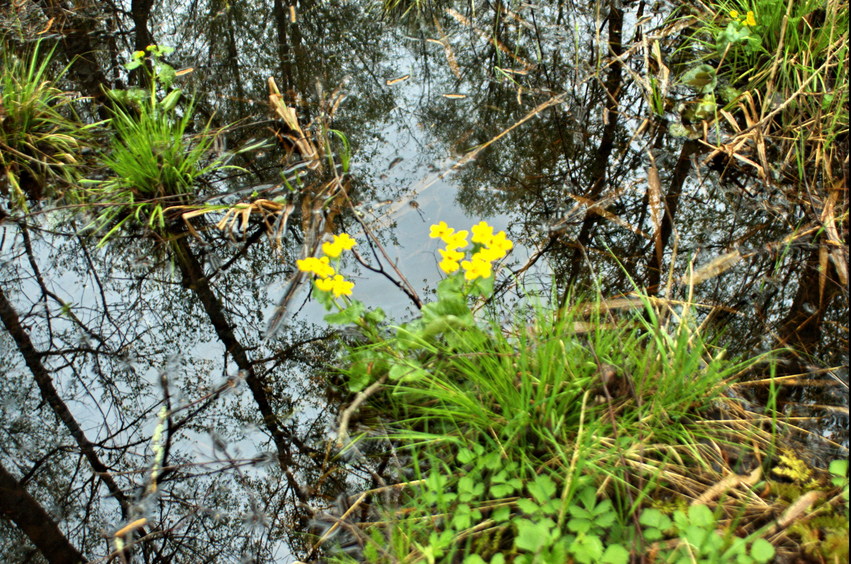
left=471, top=221, right=494, bottom=244
left=474, top=246, right=505, bottom=263
left=132, top=50, right=146, bottom=59
left=461, top=258, right=492, bottom=280
left=743, top=10, right=756, bottom=26
left=331, top=275, right=354, bottom=297
left=314, top=277, right=335, bottom=293
left=315, top=274, right=353, bottom=297
left=488, top=231, right=514, bottom=254
left=439, top=259, right=461, bottom=273
left=443, top=230, right=469, bottom=250
left=429, top=221, right=454, bottom=239
left=296, top=256, right=335, bottom=279
left=729, top=9, right=739, bottom=18
left=321, top=233, right=356, bottom=258
left=334, top=233, right=356, bottom=251
left=439, top=248, right=465, bottom=263
left=146, top=44, right=158, bottom=51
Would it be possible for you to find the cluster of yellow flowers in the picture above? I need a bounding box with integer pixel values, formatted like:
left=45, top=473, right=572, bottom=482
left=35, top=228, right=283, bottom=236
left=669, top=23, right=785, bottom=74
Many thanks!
left=729, top=9, right=756, bottom=27
left=430, top=221, right=513, bottom=281
left=296, top=233, right=356, bottom=297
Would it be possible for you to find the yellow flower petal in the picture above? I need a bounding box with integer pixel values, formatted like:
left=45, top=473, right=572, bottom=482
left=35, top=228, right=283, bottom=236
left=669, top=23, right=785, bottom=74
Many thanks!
left=439, top=248, right=465, bottom=262
left=729, top=9, right=739, bottom=18
left=315, top=277, right=335, bottom=292
left=439, top=259, right=460, bottom=273
left=334, top=233, right=356, bottom=251
left=443, top=230, right=469, bottom=250
left=471, top=221, right=494, bottom=244
left=461, top=258, right=492, bottom=280
left=322, top=241, right=343, bottom=258
left=330, top=275, right=354, bottom=297
left=429, top=221, right=454, bottom=239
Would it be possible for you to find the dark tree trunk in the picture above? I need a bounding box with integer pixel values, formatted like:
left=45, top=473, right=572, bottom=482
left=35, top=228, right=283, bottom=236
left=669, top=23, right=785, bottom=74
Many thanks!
left=0, top=287, right=130, bottom=518
left=0, top=460, right=86, bottom=564
left=560, top=0, right=623, bottom=299
left=169, top=235, right=309, bottom=501
left=646, top=139, right=701, bottom=293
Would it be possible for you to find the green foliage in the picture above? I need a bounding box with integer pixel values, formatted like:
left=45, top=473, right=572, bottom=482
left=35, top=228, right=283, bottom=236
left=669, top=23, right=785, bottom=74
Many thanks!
left=0, top=39, right=93, bottom=210
left=82, top=46, right=249, bottom=245
left=670, top=0, right=848, bottom=182
left=318, top=233, right=798, bottom=561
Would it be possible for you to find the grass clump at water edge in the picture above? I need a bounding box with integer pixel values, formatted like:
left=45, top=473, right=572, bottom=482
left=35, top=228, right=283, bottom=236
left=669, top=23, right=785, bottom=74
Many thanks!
left=288, top=222, right=847, bottom=562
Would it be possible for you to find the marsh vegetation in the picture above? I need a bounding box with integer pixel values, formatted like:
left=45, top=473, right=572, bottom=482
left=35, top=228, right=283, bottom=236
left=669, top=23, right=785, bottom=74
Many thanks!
left=0, top=0, right=847, bottom=561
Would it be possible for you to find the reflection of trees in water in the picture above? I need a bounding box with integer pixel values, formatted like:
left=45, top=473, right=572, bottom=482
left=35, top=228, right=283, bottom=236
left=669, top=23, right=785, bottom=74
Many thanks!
left=0, top=216, right=351, bottom=559
left=414, top=1, right=847, bottom=378
left=1, top=0, right=408, bottom=556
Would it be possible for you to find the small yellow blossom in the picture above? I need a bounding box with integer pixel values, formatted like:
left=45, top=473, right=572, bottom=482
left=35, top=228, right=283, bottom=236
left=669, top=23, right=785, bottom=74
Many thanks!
left=315, top=274, right=354, bottom=297
left=461, top=258, right=493, bottom=280
left=439, top=259, right=461, bottom=273
left=439, top=248, right=465, bottom=263
left=296, top=256, right=335, bottom=279
left=471, top=221, right=495, bottom=244
left=146, top=44, right=158, bottom=51
left=322, top=233, right=357, bottom=258
left=331, top=275, right=355, bottom=297
left=743, top=10, right=756, bottom=26
left=429, top=221, right=454, bottom=240
left=132, top=50, right=146, bottom=59
left=443, top=230, right=469, bottom=250
left=474, top=246, right=505, bottom=263
left=488, top=231, right=514, bottom=254
left=729, top=9, right=739, bottom=18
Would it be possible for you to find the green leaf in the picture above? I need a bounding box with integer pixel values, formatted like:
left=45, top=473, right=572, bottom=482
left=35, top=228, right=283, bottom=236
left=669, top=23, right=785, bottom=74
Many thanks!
left=157, top=64, right=177, bottom=89
left=679, top=64, right=716, bottom=93
left=492, top=506, right=511, bottom=522
left=464, top=556, right=487, bottom=564
left=160, top=89, right=182, bottom=112
left=687, top=504, right=715, bottom=528
left=528, top=474, right=557, bottom=505
left=452, top=504, right=473, bottom=530
left=458, top=475, right=484, bottom=502
left=601, top=544, right=630, bottom=564
left=694, top=93, right=717, bottom=120
left=324, top=301, right=365, bottom=325
left=514, top=518, right=554, bottom=553
left=682, top=524, right=709, bottom=548
left=567, top=518, right=592, bottom=534
left=829, top=459, right=848, bottom=478
left=364, top=307, right=385, bottom=325
left=517, top=498, right=540, bottom=515
left=749, top=538, right=775, bottom=563
left=457, top=447, right=476, bottom=465
left=569, top=533, right=604, bottom=563
left=639, top=509, right=672, bottom=531
left=388, top=361, right=428, bottom=382
left=437, top=274, right=465, bottom=301
left=490, top=483, right=516, bottom=498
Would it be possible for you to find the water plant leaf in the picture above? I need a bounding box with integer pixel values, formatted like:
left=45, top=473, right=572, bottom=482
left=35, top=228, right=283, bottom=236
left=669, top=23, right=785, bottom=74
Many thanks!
left=324, top=301, right=364, bottom=325
left=160, top=89, right=182, bottom=112
left=679, top=64, right=716, bottom=93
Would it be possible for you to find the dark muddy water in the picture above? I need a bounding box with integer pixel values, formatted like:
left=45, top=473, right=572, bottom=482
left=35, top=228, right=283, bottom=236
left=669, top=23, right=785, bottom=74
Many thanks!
left=0, top=0, right=846, bottom=561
